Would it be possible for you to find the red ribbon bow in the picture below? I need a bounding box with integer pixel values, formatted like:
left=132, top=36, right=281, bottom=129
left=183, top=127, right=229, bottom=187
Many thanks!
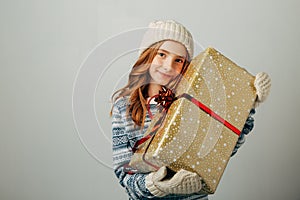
left=147, top=86, right=177, bottom=119
left=155, top=86, right=177, bottom=109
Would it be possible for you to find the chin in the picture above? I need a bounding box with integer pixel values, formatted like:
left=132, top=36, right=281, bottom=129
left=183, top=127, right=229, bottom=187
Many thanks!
left=159, top=81, right=170, bottom=86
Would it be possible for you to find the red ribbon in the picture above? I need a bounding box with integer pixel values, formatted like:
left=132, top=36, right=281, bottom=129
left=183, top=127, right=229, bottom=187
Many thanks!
left=178, top=93, right=241, bottom=135
left=146, top=86, right=241, bottom=135
left=130, top=86, right=241, bottom=172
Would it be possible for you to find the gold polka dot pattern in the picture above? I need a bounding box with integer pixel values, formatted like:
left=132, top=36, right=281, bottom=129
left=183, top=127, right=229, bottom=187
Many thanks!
left=129, top=47, right=256, bottom=194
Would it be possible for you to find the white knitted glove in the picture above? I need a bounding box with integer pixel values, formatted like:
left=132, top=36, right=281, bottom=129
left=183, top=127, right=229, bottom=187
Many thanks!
left=146, top=167, right=202, bottom=196
left=254, top=72, right=271, bottom=108
left=145, top=166, right=169, bottom=197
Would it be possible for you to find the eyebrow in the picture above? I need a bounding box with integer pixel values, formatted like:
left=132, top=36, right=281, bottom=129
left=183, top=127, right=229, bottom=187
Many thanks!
left=158, top=49, right=186, bottom=59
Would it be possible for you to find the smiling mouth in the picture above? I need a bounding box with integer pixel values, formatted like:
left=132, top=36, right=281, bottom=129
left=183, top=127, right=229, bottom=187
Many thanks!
left=158, top=71, right=172, bottom=78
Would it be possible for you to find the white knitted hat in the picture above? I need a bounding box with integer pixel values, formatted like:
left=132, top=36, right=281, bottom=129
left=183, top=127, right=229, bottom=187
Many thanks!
left=139, top=20, right=194, bottom=60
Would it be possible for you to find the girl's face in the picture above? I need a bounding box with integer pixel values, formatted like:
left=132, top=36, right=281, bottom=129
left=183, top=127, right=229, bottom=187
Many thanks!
left=149, top=40, right=187, bottom=86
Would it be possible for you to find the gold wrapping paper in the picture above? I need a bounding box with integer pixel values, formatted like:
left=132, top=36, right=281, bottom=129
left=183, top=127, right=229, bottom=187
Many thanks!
left=129, top=47, right=257, bottom=194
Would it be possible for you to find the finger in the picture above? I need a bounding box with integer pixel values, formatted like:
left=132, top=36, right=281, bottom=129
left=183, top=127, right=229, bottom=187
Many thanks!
left=168, top=169, right=194, bottom=185
left=152, top=166, right=167, bottom=182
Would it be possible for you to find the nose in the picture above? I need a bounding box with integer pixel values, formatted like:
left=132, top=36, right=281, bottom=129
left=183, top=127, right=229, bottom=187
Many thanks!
left=162, top=57, right=175, bottom=72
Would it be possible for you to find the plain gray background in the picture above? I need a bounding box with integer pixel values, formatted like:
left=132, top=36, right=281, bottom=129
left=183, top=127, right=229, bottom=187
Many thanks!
left=1, top=0, right=300, bottom=200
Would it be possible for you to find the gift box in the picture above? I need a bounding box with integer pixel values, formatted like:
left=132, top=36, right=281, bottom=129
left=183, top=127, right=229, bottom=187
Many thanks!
left=129, top=47, right=257, bottom=194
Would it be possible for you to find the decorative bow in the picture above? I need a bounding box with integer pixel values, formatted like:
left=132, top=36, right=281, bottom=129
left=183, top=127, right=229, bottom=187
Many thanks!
left=147, top=86, right=177, bottom=119
left=154, top=86, right=177, bottom=110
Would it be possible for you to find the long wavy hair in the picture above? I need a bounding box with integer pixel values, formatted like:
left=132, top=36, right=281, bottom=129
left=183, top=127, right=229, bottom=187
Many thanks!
left=111, top=40, right=190, bottom=127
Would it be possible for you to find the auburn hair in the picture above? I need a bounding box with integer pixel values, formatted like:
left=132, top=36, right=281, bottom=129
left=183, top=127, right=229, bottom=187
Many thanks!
left=111, top=40, right=190, bottom=127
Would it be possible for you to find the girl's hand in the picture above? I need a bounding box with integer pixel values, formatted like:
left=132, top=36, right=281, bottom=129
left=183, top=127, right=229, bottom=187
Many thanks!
left=146, top=167, right=202, bottom=196
left=254, top=72, right=271, bottom=108
left=145, top=166, right=168, bottom=197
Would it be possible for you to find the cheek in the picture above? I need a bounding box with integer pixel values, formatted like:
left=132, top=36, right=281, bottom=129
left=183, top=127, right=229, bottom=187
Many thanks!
left=148, top=64, right=157, bottom=79
left=149, top=58, right=160, bottom=73
left=175, top=68, right=181, bottom=74
left=148, top=65, right=154, bottom=76
left=151, top=57, right=161, bottom=66
left=174, top=64, right=184, bottom=74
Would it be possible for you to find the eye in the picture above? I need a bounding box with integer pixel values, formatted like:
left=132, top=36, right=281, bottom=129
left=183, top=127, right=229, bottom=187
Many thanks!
left=175, top=58, right=184, bottom=63
left=157, top=52, right=166, bottom=57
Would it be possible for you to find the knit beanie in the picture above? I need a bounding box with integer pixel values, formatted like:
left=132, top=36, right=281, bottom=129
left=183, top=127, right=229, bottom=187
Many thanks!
left=139, top=20, right=194, bottom=60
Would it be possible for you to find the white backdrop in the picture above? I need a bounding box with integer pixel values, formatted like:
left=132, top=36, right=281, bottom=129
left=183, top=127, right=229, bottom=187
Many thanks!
left=1, top=0, right=300, bottom=200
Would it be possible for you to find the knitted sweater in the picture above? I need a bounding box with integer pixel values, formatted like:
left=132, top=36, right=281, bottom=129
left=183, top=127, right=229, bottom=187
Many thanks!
left=112, top=96, right=255, bottom=200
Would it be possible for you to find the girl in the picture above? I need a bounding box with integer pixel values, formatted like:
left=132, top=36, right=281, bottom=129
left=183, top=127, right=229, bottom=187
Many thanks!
left=111, top=20, right=271, bottom=200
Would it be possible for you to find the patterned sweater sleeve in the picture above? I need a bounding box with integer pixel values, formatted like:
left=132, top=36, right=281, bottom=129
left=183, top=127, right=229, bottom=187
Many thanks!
left=231, top=108, right=256, bottom=156
left=112, top=99, right=155, bottom=199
